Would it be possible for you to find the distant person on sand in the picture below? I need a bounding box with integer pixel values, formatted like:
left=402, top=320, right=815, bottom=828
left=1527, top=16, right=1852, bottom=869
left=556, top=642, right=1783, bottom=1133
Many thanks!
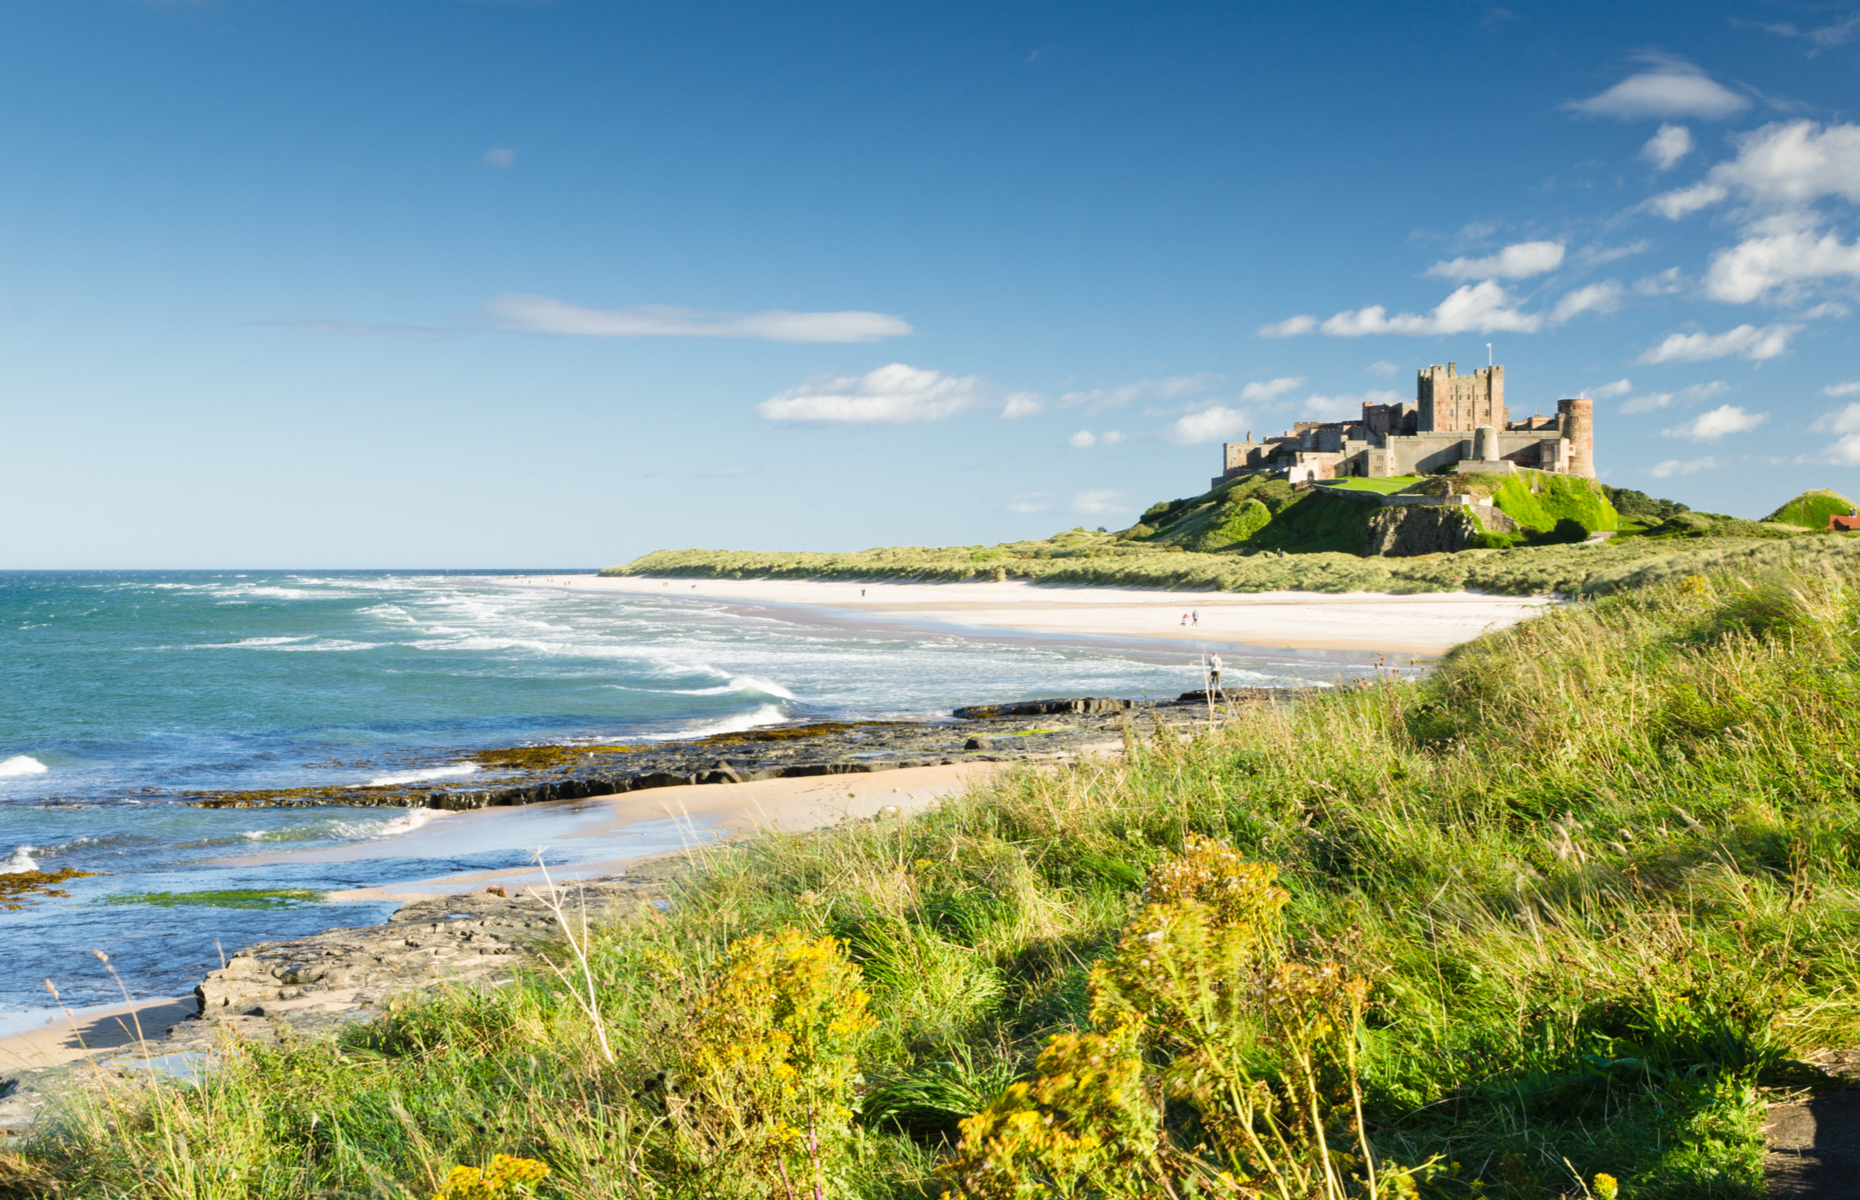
left=1192, top=611, right=1198, bottom=626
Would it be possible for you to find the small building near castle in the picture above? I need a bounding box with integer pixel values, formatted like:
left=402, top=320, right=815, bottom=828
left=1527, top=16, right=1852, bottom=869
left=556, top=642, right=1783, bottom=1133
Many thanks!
left=1213, top=363, right=1595, bottom=489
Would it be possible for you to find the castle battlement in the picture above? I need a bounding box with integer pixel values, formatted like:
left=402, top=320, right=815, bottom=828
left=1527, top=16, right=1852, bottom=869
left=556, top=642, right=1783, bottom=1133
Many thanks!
left=1214, top=362, right=1594, bottom=489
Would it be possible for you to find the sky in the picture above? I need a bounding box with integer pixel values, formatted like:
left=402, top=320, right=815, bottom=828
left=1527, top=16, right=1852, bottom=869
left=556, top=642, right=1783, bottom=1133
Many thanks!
left=3, top=0, right=1859, bottom=567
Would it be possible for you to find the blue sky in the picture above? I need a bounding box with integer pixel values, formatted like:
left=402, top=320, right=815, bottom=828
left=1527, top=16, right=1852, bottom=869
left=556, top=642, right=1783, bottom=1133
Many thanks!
left=3, top=0, right=1859, bottom=567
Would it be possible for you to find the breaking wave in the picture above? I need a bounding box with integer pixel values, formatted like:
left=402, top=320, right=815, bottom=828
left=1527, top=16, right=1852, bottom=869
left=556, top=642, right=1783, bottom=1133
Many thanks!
left=0, top=756, right=48, bottom=778
left=362, top=763, right=481, bottom=788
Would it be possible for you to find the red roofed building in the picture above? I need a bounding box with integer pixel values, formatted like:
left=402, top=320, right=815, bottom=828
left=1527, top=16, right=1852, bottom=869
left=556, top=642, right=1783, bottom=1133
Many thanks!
left=1829, top=512, right=1860, bottom=531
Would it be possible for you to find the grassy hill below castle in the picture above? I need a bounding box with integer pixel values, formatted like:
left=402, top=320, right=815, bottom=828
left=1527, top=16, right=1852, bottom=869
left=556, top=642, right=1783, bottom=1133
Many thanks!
left=607, top=481, right=1860, bottom=597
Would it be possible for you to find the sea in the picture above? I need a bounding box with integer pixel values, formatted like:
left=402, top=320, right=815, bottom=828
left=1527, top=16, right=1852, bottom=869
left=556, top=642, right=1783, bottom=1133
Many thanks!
left=0, top=570, right=1375, bottom=1029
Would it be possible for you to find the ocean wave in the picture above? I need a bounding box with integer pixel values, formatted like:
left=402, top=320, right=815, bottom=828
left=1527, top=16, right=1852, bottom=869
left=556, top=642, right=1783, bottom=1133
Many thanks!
left=614, top=673, right=798, bottom=700
left=0, top=755, right=48, bottom=778
left=186, top=636, right=384, bottom=653
left=640, top=703, right=790, bottom=741
left=328, top=808, right=449, bottom=840
left=1, top=846, right=39, bottom=873
left=362, top=763, right=480, bottom=787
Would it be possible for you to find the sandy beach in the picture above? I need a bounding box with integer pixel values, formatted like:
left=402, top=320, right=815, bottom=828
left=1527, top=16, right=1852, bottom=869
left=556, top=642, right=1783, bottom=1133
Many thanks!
left=312, top=758, right=1019, bottom=904
left=496, top=574, right=1555, bottom=656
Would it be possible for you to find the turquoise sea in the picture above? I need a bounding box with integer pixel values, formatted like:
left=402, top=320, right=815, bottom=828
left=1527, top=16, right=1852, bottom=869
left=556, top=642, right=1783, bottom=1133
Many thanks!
left=0, top=570, right=1373, bottom=1026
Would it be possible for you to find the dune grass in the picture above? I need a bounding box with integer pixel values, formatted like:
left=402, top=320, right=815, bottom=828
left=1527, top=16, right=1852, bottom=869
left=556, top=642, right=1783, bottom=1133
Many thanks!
left=20, top=562, right=1860, bottom=1198
left=610, top=526, right=1860, bottom=598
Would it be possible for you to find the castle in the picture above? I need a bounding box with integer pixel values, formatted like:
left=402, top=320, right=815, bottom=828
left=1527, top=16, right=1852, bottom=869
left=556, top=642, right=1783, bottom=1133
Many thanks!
left=1213, top=363, right=1595, bottom=489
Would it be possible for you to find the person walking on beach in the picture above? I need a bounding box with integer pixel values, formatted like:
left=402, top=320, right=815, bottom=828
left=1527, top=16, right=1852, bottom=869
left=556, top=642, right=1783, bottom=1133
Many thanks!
left=1192, top=610, right=1198, bottom=626
left=1181, top=613, right=1188, bottom=626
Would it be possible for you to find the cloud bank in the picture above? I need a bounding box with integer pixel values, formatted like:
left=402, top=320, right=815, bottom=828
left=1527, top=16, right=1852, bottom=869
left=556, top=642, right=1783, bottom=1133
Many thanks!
left=1564, top=58, right=1750, bottom=121
left=757, top=364, right=986, bottom=423
left=488, top=294, right=912, bottom=343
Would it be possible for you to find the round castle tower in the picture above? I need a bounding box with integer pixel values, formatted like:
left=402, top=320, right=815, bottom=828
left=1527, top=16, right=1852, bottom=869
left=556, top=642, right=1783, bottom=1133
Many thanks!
left=1556, top=398, right=1596, bottom=479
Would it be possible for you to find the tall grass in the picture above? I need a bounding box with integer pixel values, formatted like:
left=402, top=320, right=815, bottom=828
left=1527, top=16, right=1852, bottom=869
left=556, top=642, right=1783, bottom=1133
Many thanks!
left=605, top=527, right=1860, bottom=597
left=19, top=564, right=1860, bottom=1198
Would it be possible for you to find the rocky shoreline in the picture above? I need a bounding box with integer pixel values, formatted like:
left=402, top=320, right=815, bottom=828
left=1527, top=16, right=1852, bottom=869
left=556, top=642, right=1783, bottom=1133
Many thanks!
left=186, top=689, right=1296, bottom=811
left=0, top=690, right=1298, bottom=1140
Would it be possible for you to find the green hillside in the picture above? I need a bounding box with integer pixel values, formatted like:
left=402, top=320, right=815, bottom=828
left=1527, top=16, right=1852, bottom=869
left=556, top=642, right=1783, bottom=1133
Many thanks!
left=1123, top=468, right=1618, bottom=554
left=1765, top=488, right=1859, bottom=530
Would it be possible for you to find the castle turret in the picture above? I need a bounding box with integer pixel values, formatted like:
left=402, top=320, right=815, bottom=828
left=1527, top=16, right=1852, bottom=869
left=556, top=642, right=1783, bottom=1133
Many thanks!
left=1556, top=398, right=1595, bottom=479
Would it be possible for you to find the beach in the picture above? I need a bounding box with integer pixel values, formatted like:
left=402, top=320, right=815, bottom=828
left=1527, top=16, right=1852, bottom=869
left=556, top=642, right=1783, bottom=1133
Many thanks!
left=499, top=574, right=1557, bottom=656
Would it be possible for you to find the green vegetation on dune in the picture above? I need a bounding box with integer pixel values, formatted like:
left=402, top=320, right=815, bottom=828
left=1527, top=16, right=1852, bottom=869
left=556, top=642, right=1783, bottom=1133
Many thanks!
left=29, top=561, right=1860, bottom=1198
left=611, top=526, right=1860, bottom=597
left=1765, top=487, right=1859, bottom=530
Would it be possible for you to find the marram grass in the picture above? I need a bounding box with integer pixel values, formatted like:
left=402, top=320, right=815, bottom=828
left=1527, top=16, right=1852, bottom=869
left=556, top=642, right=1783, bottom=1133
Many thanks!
left=606, top=526, right=1860, bottom=597
left=23, top=564, right=1860, bottom=1197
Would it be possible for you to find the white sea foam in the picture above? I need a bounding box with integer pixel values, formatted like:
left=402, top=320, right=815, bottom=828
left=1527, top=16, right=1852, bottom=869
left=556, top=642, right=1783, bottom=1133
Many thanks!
left=0, top=755, right=48, bottom=778
left=617, top=673, right=798, bottom=700
left=1, top=846, right=40, bottom=873
left=641, top=703, right=790, bottom=741
left=329, top=808, right=449, bottom=840
left=363, top=763, right=481, bottom=787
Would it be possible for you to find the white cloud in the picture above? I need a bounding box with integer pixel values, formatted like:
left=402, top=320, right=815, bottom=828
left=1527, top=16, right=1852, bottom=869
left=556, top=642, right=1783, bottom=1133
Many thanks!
left=1641, top=123, right=1694, bottom=170
left=1321, top=280, right=1542, bottom=336
left=1621, top=380, right=1728, bottom=413
left=1808, top=403, right=1860, bottom=463
left=1661, top=404, right=1766, bottom=440
left=1072, top=490, right=1127, bottom=515
left=1551, top=281, right=1624, bottom=322
left=1825, top=380, right=1860, bottom=397
left=1258, top=314, right=1317, bottom=338
left=482, top=146, right=517, bottom=168
left=1365, top=360, right=1400, bottom=377
left=1638, top=323, right=1799, bottom=362
left=1645, top=120, right=1860, bottom=223
left=487, top=294, right=912, bottom=343
left=1709, top=120, right=1860, bottom=209
left=1634, top=267, right=1684, bottom=294
left=1591, top=378, right=1634, bottom=398
left=1648, top=456, right=1721, bottom=478
left=1812, top=402, right=1860, bottom=432
left=1007, top=494, right=1053, bottom=514
left=1058, top=374, right=1221, bottom=412
left=1564, top=58, right=1751, bottom=121
left=1068, top=430, right=1097, bottom=448
left=1645, top=182, right=1729, bottom=219
left=1238, top=376, right=1307, bottom=402
left=1162, top=405, right=1250, bottom=444
left=1424, top=240, right=1566, bottom=280
left=1001, top=392, right=1045, bottom=419
left=756, top=364, right=986, bottom=423
left=1102, top=431, right=1126, bottom=445
left=1703, top=215, right=1860, bottom=303
left=1583, top=240, right=1651, bottom=266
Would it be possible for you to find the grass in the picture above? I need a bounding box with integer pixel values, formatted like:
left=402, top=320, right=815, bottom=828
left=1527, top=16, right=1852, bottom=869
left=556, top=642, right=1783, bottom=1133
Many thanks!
left=21, top=560, right=1860, bottom=1198
left=1322, top=476, right=1425, bottom=494
left=1765, top=488, right=1859, bottom=531
left=609, top=524, right=1860, bottom=598
left=99, top=888, right=324, bottom=910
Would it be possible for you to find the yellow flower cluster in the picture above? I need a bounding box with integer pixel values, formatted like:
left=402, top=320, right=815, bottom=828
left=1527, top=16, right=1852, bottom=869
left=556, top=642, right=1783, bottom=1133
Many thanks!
left=431, top=1155, right=550, bottom=1200
left=1142, top=833, right=1290, bottom=933
left=675, top=929, right=876, bottom=1197
left=946, top=838, right=1434, bottom=1200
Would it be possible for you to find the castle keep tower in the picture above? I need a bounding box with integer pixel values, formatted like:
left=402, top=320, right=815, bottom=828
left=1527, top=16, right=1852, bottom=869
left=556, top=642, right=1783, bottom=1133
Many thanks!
left=1556, top=397, right=1595, bottom=479
left=1213, top=360, right=1600, bottom=487
left=1417, top=363, right=1505, bottom=432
